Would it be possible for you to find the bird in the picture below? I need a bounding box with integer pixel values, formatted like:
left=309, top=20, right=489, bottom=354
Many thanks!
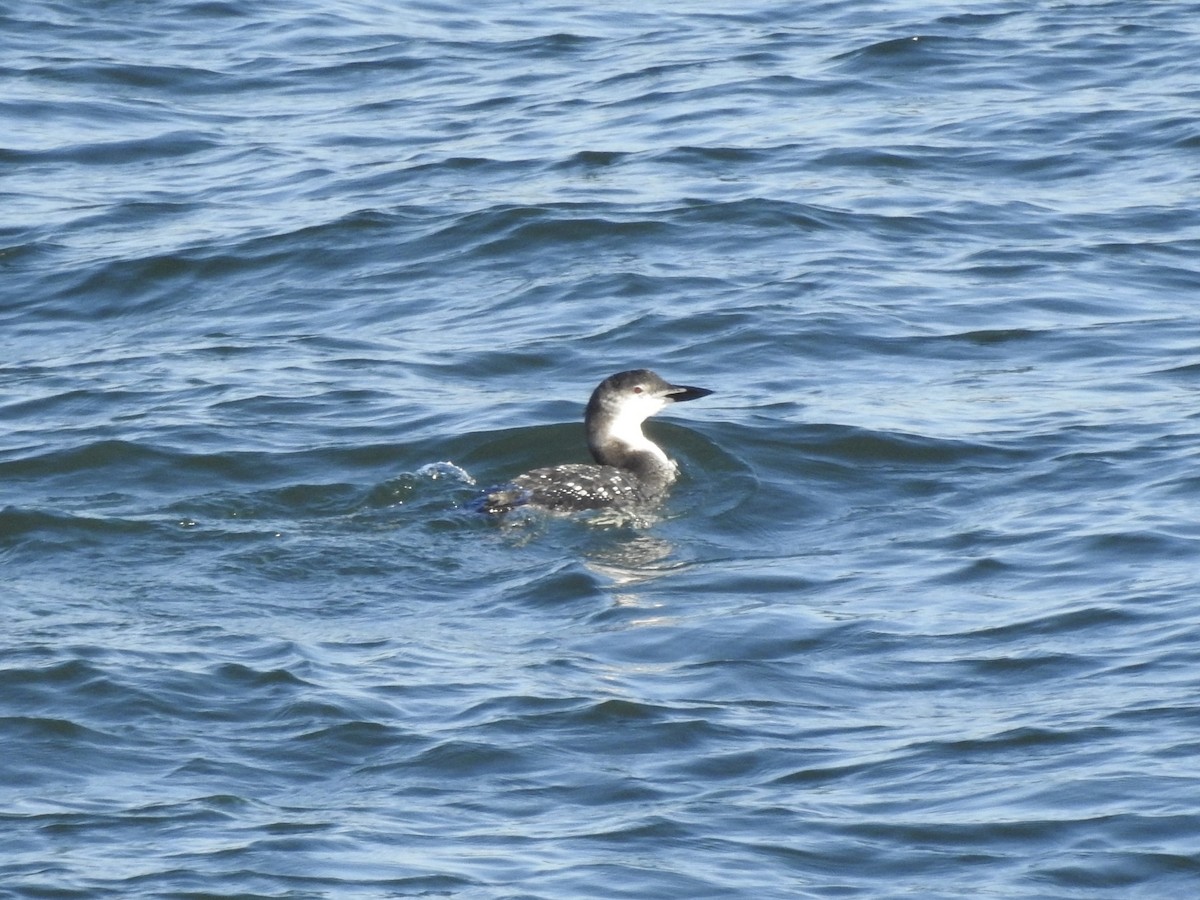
left=476, top=369, right=712, bottom=514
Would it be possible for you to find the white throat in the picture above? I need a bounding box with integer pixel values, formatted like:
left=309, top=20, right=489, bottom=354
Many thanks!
left=604, top=400, right=671, bottom=467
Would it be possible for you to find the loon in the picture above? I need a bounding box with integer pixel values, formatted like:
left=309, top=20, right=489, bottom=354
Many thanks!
left=477, top=369, right=713, bottom=515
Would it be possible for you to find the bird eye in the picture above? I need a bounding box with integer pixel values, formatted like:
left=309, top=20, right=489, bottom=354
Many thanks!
left=632, top=386, right=644, bottom=394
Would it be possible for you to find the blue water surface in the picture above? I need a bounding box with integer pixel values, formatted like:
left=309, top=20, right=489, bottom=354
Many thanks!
left=3, top=1, right=1200, bottom=897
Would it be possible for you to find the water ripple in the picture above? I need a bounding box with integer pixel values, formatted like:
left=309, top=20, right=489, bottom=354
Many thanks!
left=5, top=1, right=1200, bottom=897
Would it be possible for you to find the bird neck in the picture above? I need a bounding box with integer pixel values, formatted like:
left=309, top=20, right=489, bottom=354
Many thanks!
left=587, top=412, right=675, bottom=482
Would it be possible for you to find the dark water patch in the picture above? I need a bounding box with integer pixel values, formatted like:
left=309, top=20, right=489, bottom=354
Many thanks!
left=400, top=738, right=536, bottom=779
left=933, top=555, right=1017, bottom=585
left=0, top=506, right=166, bottom=552
left=772, top=744, right=895, bottom=790
left=459, top=423, right=592, bottom=478
left=1154, top=361, right=1200, bottom=380
left=936, top=11, right=1017, bottom=28
left=1078, top=528, right=1200, bottom=562
left=1, top=715, right=106, bottom=743
left=593, top=58, right=721, bottom=91
left=1036, top=842, right=1200, bottom=893
left=395, top=154, right=527, bottom=181
left=474, top=209, right=672, bottom=258
left=531, top=865, right=727, bottom=900
left=278, top=44, right=435, bottom=84
left=956, top=649, right=1097, bottom=679
left=177, top=1, right=252, bottom=19
left=2, top=440, right=267, bottom=491
left=959, top=604, right=1140, bottom=645
left=3, top=125, right=216, bottom=168
left=224, top=480, right=380, bottom=518
left=554, top=148, right=630, bottom=169
left=4, top=436, right=482, bottom=532
left=0, top=653, right=308, bottom=735
left=0, top=716, right=167, bottom=792
left=0, top=95, right=172, bottom=141
left=943, top=327, right=1044, bottom=346
left=573, top=813, right=694, bottom=844
left=386, top=202, right=672, bottom=270
left=17, top=204, right=407, bottom=324
left=494, top=560, right=609, bottom=608
left=288, top=720, right=414, bottom=769
left=671, top=196, right=832, bottom=232
left=650, top=144, right=770, bottom=169
left=486, top=31, right=599, bottom=57
left=24, top=61, right=238, bottom=95
left=451, top=693, right=585, bottom=730
left=799, top=423, right=1009, bottom=469
left=830, top=32, right=1014, bottom=83
left=211, top=661, right=311, bottom=691
left=1, top=386, right=159, bottom=423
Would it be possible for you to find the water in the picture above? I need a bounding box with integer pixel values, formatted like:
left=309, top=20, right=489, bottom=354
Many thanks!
left=4, top=1, right=1200, bottom=896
